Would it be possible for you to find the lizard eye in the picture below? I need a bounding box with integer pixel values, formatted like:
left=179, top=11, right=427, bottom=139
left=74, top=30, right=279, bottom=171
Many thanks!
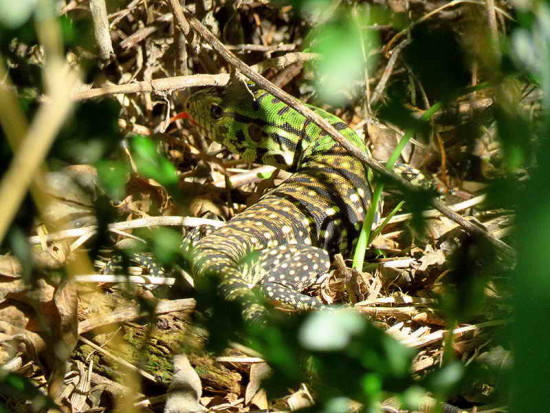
left=210, top=104, right=223, bottom=120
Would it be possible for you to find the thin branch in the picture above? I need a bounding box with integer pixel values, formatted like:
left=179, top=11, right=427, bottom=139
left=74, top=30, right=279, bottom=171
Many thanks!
left=76, top=274, right=176, bottom=286
left=28, top=215, right=224, bottom=244
left=72, top=74, right=230, bottom=100
left=227, top=43, right=297, bottom=52
left=371, top=39, right=411, bottom=105
left=401, top=320, right=506, bottom=348
left=89, top=0, right=114, bottom=60
left=72, top=53, right=317, bottom=101
left=388, top=194, right=487, bottom=224
left=78, top=336, right=159, bottom=382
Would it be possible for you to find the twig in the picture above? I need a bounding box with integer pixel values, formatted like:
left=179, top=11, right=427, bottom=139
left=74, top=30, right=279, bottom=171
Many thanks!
left=120, top=26, right=158, bottom=50
left=72, top=53, right=317, bottom=101
left=227, top=43, right=296, bottom=52
left=486, top=0, right=501, bottom=61
left=168, top=2, right=516, bottom=261
left=212, top=165, right=277, bottom=188
left=89, top=0, right=114, bottom=60
left=118, top=119, right=154, bottom=135
left=250, top=52, right=318, bottom=73
left=371, top=39, right=411, bottom=105
left=389, top=194, right=487, bottom=224
left=72, top=74, right=230, bottom=100
left=28, top=216, right=224, bottom=244
left=215, top=356, right=265, bottom=363
left=355, top=306, right=434, bottom=321
left=400, top=320, right=506, bottom=348
left=75, top=274, right=176, bottom=286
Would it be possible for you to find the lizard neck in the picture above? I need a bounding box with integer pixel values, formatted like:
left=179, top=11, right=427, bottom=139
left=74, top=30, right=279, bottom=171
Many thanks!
left=294, top=109, right=368, bottom=171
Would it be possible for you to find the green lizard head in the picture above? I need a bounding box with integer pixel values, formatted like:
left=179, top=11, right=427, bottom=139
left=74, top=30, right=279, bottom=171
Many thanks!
left=185, top=82, right=305, bottom=170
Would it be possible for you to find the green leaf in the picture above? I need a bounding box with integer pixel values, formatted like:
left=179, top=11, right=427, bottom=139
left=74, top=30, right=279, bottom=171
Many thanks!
left=96, top=160, right=130, bottom=202
left=0, top=371, right=57, bottom=409
left=130, top=136, right=178, bottom=187
left=401, top=386, right=427, bottom=410
left=308, top=5, right=380, bottom=105
left=151, top=227, right=182, bottom=264
left=424, top=361, right=463, bottom=396
left=0, top=0, right=37, bottom=28
left=298, top=308, right=365, bottom=351
left=323, top=397, right=354, bottom=413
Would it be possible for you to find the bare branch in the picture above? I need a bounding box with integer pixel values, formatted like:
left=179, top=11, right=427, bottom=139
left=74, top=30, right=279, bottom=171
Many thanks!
left=89, top=0, right=114, bottom=60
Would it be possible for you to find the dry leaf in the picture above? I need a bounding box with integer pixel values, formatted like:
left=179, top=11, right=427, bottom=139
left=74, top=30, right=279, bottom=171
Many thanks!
left=245, top=362, right=270, bottom=407
left=0, top=255, right=21, bottom=278
left=417, top=246, right=446, bottom=272
left=286, top=386, right=314, bottom=411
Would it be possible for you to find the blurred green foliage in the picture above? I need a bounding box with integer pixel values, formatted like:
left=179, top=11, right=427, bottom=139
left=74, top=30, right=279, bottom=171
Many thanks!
left=246, top=309, right=417, bottom=411
left=0, top=0, right=37, bottom=29
left=0, top=372, right=57, bottom=411
left=508, top=5, right=550, bottom=412
left=305, top=4, right=381, bottom=105
left=96, top=159, right=130, bottom=202
left=130, top=136, right=179, bottom=188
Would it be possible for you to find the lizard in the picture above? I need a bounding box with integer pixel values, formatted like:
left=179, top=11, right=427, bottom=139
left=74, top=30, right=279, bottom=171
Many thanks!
left=182, top=80, right=376, bottom=320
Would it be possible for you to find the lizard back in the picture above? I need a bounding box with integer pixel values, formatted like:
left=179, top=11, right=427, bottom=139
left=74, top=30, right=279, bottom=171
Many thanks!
left=185, top=81, right=373, bottom=317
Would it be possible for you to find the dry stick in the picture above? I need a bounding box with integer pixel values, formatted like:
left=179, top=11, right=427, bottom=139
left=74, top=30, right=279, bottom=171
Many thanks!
left=28, top=215, right=224, bottom=244
left=371, top=39, right=411, bottom=105
left=75, top=274, right=176, bottom=286
left=72, top=53, right=317, bottom=101
left=73, top=73, right=230, bottom=100
left=212, top=165, right=277, bottom=188
left=486, top=0, right=501, bottom=62
left=89, top=0, right=114, bottom=60
left=120, top=25, right=159, bottom=50
left=250, top=52, right=318, bottom=73
left=168, top=2, right=516, bottom=261
left=401, top=320, right=506, bottom=348
left=227, top=43, right=296, bottom=52
left=389, top=194, right=487, bottom=224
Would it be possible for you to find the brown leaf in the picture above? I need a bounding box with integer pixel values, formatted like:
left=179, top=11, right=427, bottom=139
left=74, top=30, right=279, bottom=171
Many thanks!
left=0, top=255, right=21, bottom=278
left=417, top=246, right=446, bottom=272
left=368, top=122, right=400, bottom=162
left=245, top=362, right=270, bottom=407
left=33, top=242, right=70, bottom=270
left=286, top=386, right=314, bottom=411
left=0, top=320, right=46, bottom=366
